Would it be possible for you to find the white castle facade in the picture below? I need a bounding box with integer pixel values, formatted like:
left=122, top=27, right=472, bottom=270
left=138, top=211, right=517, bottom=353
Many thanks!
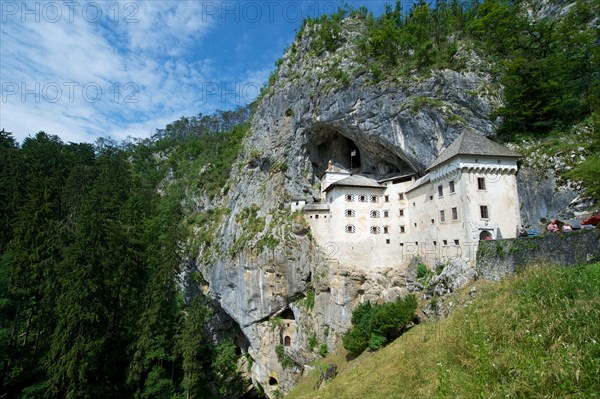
left=292, top=131, right=522, bottom=268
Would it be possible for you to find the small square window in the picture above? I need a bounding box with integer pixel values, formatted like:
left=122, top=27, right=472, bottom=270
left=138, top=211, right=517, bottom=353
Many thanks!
left=429, top=195, right=434, bottom=201
left=454, top=239, right=460, bottom=245
left=433, top=241, right=437, bottom=246
left=400, top=226, right=406, bottom=233
left=399, top=209, right=404, bottom=216
left=477, top=177, right=486, bottom=190
left=383, top=226, right=389, bottom=234
left=315, top=215, right=319, bottom=219
left=398, top=193, right=404, bottom=200
left=384, top=195, right=389, bottom=202
left=431, top=218, right=435, bottom=224
left=371, top=195, right=379, bottom=203
left=345, top=209, right=355, bottom=217
left=414, top=222, right=417, bottom=227
left=386, top=239, right=390, bottom=244
left=443, top=239, right=448, bottom=245
left=383, top=210, right=389, bottom=218
left=449, top=180, right=455, bottom=194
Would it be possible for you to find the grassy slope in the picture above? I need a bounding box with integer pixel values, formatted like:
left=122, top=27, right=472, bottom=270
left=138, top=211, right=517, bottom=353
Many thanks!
left=287, top=263, right=600, bottom=399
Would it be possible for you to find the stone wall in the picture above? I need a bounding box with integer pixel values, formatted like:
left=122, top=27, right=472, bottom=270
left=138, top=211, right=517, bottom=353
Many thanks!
left=477, top=229, right=600, bottom=281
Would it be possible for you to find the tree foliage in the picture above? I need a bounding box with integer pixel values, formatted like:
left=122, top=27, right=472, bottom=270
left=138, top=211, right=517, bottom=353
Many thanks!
left=343, top=296, right=417, bottom=356
left=0, top=107, right=251, bottom=398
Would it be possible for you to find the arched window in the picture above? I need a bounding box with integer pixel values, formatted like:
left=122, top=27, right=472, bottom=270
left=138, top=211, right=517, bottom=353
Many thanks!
left=284, top=336, right=291, bottom=347
left=345, top=209, right=355, bottom=217
left=345, top=225, right=356, bottom=233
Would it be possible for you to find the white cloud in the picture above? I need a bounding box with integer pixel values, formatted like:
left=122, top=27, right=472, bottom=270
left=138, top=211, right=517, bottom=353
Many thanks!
left=0, top=1, right=216, bottom=143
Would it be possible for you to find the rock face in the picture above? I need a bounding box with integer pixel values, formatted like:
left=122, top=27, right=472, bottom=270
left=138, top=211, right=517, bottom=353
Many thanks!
left=194, top=18, right=582, bottom=397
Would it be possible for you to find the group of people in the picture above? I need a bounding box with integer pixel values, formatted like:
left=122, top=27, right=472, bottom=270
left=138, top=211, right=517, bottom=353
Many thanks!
left=546, top=219, right=573, bottom=233
left=517, top=220, right=574, bottom=237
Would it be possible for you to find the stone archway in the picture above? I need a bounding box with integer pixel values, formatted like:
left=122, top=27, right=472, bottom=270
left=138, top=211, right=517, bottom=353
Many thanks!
left=479, top=230, right=492, bottom=240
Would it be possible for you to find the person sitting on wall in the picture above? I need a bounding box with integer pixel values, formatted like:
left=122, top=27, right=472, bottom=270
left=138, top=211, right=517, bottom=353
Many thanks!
left=547, top=220, right=559, bottom=233
left=562, top=223, right=573, bottom=232
left=528, top=226, right=537, bottom=236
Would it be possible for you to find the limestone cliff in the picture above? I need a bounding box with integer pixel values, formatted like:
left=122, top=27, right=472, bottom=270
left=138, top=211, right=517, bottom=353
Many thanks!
left=193, top=17, right=581, bottom=397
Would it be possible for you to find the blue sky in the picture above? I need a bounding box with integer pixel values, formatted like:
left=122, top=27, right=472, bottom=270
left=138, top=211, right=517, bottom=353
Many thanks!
left=1, top=1, right=393, bottom=143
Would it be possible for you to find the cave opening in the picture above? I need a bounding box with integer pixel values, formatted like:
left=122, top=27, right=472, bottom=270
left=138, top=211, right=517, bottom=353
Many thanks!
left=269, top=377, right=278, bottom=386
left=280, top=308, right=295, bottom=320
left=306, top=125, right=411, bottom=179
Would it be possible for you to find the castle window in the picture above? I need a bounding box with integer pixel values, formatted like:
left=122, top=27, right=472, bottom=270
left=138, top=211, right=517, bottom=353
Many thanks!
left=414, top=222, right=417, bottom=227
left=433, top=241, right=437, bottom=246
left=383, top=210, right=389, bottom=218
left=431, top=218, right=435, bottom=224
left=370, top=226, right=381, bottom=234
left=400, top=226, right=406, bottom=233
left=443, top=239, right=448, bottom=245
left=371, top=195, right=380, bottom=203
left=315, top=215, right=319, bottom=219
left=477, top=177, right=486, bottom=191
left=345, top=194, right=354, bottom=202
left=440, top=210, right=446, bottom=223
left=398, top=193, right=404, bottom=200
left=345, top=225, right=356, bottom=233
left=386, top=239, right=390, bottom=244
left=384, top=195, right=389, bottom=202
left=345, top=209, right=355, bottom=217
left=398, top=209, right=404, bottom=217
left=449, top=180, right=455, bottom=194
left=452, top=207, right=458, bottom=220
left=480, top=205, right=489, bottom=219
left=454, top=239, right=460, bottom=245
left=413, top=202, right=416, bottom=207
left=370, top=210, right=381, bottom=218
left=284, top=336, right=291, bottom=347
left=358, top=195, right=367, bottom=203
left=438, top=185, right=444, bottom=198
left=383, top=226, right=389, bottom=234
left=429, top=195, right=434, bottom=201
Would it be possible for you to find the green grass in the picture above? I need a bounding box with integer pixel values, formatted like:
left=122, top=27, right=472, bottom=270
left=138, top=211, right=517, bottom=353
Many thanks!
left=286, top=263, right=600, bottom=398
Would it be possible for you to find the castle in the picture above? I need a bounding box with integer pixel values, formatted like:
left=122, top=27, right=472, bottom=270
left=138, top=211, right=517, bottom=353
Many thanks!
left=291, top=131, right=522, bottom=268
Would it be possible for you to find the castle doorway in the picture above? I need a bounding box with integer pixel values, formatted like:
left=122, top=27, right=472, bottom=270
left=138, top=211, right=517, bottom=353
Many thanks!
left=284, top=336, right=291, bottom=346
left=479, top=230, right=492, bottom=240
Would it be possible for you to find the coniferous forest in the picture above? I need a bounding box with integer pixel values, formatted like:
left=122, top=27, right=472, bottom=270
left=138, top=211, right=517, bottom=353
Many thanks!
left=1, top=0, right=599, bottom=398
left=0, top=107, right=252, bottom=399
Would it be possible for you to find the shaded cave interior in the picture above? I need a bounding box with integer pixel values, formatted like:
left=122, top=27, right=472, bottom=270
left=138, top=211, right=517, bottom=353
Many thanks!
left=305, top=125, right=414, bottom=181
